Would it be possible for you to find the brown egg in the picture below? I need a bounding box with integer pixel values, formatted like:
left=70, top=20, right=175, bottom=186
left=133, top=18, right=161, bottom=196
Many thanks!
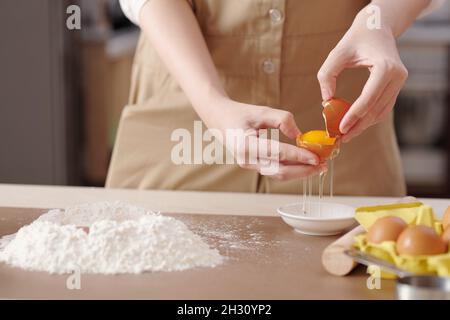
left=397, top=225, right=447, bottom=256
left=443, top=206, right=450, bottom=230
left=442, top=227, right=450, bottom=244
left=366, top=216, right=407, bottom=244
left=322, top=97, right=351, bottom=137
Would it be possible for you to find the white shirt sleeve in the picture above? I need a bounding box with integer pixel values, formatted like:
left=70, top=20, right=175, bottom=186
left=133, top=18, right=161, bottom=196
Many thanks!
left=119, top=0, right=445, bottom=27
left=119, top=0, right=149, bottom=26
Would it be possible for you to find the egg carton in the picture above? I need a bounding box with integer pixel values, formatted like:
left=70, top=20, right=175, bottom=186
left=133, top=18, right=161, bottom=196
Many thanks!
left=353, top=202, right=450, bottom=278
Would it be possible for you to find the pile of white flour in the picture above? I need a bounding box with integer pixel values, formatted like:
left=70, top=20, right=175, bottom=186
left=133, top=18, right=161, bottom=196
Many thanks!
left=0, top=202, right=223, bottom=274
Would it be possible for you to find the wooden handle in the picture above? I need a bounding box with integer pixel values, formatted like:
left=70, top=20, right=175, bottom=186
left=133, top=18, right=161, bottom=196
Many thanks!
left=321, top=225, right=365, bottom=276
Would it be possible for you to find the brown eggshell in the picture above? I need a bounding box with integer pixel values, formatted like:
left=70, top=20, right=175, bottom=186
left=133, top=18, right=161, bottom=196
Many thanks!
left=443, top=206, right=450, bottom=230
left=442, top=227, right=450, bottom=244
left=322, top=98, right=351, bottom=137
left=397, top=225, right=447, bottom=256
left=366, top=216, right=407, bottom=244
left=296, top=140, right=336, bottom=163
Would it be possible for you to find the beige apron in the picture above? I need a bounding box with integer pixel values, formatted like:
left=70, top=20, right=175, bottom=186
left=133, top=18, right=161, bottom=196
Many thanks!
left=106, top=0, right=406, bottom=197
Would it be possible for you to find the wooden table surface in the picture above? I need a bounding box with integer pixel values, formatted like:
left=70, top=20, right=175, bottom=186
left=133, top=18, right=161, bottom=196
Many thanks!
left=1, top=184, right=449, bottom=217
left=0, top=184, right=448, bottom=300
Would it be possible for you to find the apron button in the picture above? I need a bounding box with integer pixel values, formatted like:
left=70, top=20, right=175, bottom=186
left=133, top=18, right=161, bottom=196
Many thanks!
left=262, top=59, right=276, bottom=74
left=269, top=9, right=283, bottom=23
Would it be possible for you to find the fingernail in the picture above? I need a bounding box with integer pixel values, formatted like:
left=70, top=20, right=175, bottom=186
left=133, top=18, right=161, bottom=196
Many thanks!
left=321, top=89, right=331, bottom=101
left=341, top=123, right=352, bottom=134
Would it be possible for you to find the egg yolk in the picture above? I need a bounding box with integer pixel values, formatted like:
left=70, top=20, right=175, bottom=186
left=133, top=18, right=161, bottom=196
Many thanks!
left=298, top=130, right=336, bottom=145
left=295, top=97, right=350, bottom=162
left=296, top=130, right=337, bottom=162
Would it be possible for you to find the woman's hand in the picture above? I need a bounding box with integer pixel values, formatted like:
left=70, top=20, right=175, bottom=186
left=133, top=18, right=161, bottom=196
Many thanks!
left=317, top=0, right=432, bottom=142
left=202, top=98, right=325, bottom=181
left=318, top=12, right=408, bottom=143
left=139, top=0, right=323, bottom=181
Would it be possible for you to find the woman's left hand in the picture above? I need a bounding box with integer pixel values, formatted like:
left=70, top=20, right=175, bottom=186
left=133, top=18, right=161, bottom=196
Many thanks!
left=317, top=10, right=408, bottom=143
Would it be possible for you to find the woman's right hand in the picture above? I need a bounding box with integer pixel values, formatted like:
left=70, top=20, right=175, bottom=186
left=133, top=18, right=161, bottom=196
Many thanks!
left=201, top=98, right=325, bottom=181
left=138, top=0, right=323, bottom=180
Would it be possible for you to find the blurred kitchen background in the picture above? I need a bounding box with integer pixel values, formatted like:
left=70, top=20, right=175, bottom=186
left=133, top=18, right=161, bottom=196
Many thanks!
left=0, top=0, right=449, bottom=197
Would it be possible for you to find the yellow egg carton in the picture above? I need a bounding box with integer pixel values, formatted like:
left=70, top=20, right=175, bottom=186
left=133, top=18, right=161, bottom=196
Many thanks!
left=353, top=202, right=450, bottom=278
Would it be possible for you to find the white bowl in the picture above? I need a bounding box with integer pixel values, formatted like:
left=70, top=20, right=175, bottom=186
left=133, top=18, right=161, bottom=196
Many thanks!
left=277, top=202, right=356, bottom=236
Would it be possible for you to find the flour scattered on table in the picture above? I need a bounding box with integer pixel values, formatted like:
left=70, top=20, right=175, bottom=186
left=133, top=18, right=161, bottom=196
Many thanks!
left=183, top=216, right=285, bottom=254
left=0, top=202, right=223, bottom=274
left=190, top=219, right=266, bottom=250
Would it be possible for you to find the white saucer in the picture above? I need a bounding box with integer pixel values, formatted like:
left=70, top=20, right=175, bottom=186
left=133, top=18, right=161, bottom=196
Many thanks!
left=277, top=202, right=356, bottom=236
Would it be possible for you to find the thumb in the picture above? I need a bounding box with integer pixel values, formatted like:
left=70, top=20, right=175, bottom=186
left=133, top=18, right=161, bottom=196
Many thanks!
left=317, top=48, right=348, bottom=101
left=259, top=108, right=301, bottom=140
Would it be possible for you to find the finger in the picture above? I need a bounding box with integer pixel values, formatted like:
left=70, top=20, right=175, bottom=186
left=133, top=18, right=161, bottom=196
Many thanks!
left=234, top=136, right=319, bottom=166
left=254, top=139, right=319, bottom=166
left=277, top=142, right=319, bottom=165
left=343, top=76, right=403, bottom=141
left=373, top=94, right=398, bottom=123
left=317, top=48, right=350, bottom=100
left=372, top=80, right=402, bottom=114
left=341, top=81, right=396, bottom=141
left=372, top=89, right=401, bottom=124
left=342, top=93, right=397, bottom=143
left=340, top=65, right=390, bottom=134
left=331, top=58, right=405, bottom=142
left=266, top=163, right=328, bottom=181
left=256, top=108, right=301, bottom=140
left=224, top=131, right=256, bottom=165
left=341, top=116, right=374, bottom=143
